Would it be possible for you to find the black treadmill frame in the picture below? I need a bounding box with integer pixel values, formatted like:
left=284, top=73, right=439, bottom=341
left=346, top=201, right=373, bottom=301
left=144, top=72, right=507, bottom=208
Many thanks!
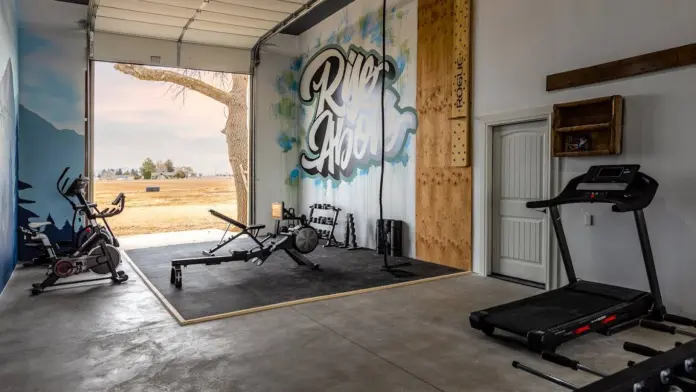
left=470, top=166, right=667, bottom=351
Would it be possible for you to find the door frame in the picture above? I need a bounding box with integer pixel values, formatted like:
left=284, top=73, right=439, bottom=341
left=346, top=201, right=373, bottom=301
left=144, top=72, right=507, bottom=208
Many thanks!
left=475, top=106, right=560, bottom=290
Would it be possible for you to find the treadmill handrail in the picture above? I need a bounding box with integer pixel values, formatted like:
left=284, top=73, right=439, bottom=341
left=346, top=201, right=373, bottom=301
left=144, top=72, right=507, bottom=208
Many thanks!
left=526, top=172, right=658, bottom=212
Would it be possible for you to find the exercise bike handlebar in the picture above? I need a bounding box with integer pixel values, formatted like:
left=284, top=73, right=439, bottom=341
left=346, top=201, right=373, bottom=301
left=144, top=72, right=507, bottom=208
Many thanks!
left=57, top=167, right=77, bottom=208
left=112, top=193, right=125, bottom=206
left=97, top=195, right=126, bottom=218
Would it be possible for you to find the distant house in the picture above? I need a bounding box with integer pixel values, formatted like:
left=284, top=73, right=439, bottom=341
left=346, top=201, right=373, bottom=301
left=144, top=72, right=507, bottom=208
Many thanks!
left=152, top=171, right=177, bottom=179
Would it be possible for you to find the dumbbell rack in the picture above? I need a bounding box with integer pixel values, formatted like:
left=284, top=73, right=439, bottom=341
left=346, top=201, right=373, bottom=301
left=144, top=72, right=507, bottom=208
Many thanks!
left=308, top=204, right=341, bottom=247
left=512, top=317, right=696, bottom=392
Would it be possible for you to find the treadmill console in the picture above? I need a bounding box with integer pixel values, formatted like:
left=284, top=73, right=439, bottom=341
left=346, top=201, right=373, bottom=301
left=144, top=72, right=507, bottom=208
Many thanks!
left=577, top=165, right=640, bottom=191
left=527, top=164, right=658, bottom=212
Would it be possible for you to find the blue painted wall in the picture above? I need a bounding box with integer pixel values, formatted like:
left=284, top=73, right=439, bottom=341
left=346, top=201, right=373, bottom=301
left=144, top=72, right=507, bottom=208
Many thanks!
left=0, top=0, right=19, bottom=292
left=17, top=1, right=86, bottom=261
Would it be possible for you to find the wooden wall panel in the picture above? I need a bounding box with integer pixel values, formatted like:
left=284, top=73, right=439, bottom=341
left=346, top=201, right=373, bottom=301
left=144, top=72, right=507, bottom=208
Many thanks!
left=416, top=0, right=472, bottom=270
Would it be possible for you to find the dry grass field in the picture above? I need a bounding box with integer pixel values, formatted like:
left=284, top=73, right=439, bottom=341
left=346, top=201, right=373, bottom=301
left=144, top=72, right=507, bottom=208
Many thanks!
left=94, top=178, right=238, bottom=235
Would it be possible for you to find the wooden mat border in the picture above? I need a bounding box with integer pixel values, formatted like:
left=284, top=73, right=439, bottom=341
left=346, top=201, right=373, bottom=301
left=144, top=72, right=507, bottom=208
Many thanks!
left=123, top=251, right=471, bottom=326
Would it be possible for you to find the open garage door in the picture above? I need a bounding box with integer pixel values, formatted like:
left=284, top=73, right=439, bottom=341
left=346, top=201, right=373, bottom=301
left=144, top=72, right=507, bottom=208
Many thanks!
left=89, top=0, right=317, bottom=72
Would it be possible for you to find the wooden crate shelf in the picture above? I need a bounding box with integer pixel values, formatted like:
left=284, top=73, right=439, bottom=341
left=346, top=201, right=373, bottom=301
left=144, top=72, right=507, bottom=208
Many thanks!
left=555, top=122, right=611, bottom=133
left=555, top=149, right=611, bottom=157
left=552, top=95, right=623, bottom=157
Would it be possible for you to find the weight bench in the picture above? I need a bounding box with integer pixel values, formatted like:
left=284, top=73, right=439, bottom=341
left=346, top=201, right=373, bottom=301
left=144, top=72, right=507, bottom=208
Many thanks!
left=204, top=209, right=267, bottom=256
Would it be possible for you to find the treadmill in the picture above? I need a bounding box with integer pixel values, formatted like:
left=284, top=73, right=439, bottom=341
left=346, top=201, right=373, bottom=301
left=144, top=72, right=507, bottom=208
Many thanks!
left=470, top=165, right=671, bottom=352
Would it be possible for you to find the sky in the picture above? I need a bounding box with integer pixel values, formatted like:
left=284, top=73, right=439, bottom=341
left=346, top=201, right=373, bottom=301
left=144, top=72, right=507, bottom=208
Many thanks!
left=94, top=61, right=236, bottom=175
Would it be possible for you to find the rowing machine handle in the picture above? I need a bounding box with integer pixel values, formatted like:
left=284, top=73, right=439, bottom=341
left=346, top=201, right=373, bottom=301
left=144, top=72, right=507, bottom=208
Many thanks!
left=541, top=351, right=579, bottom=370
left=623, top=342, right=661, bottom=357
left=640, top=320, right=677, bottom=335
left=665, top=314, right=696, bottom=327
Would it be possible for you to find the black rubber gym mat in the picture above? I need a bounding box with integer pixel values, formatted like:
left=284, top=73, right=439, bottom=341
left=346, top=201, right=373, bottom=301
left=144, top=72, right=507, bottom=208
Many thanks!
left=126, top=240, right=462, bottom=322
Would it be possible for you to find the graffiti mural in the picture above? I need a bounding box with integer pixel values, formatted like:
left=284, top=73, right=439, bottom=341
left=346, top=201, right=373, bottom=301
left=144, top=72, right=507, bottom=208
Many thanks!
left=299, top=44, right=417, bottom=181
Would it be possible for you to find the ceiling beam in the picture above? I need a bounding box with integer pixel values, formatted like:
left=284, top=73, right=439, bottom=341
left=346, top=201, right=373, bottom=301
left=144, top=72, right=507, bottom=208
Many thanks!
left=55, top=0, right=89, bottom=5
left=281, top=0, right=354, bottom=35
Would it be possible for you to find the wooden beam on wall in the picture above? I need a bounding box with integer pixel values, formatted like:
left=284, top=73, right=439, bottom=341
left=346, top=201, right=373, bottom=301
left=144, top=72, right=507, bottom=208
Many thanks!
left=547, top=43, right=696, bottom=91
left=416, top=0, right=472, bottom=270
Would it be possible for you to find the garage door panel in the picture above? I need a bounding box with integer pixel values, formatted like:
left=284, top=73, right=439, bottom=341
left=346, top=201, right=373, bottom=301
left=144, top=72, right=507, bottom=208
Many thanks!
left=189, top=20, right=266, bottom=37
left=138, top=0, right=201, bottom=10
left=183, top=29, right=258, bottom=48
left=97, top=18, right=182, bottom=41
left=98, top=0, right=194, bottom=18
left=213, top=0, right=303, bottom=14
left=98, top=7, right=188, bottom=27
left=206, top=2, right=287, bottom=22
left=92, top=0, right=308, bottom=49
left=196, top=11, right=277, bottom=29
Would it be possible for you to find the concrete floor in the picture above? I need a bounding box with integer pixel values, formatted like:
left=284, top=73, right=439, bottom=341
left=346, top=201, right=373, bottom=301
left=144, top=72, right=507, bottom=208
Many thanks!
left=0, top=255, right=682, bottom=391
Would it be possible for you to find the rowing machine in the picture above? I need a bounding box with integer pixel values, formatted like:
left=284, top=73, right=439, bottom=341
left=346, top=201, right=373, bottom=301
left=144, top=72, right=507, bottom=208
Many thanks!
left=171, top=203, right=320, bottom=289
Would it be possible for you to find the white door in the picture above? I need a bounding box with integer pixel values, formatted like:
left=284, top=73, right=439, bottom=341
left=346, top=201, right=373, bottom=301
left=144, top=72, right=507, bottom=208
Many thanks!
left=491, top=120, right=549, bottom=284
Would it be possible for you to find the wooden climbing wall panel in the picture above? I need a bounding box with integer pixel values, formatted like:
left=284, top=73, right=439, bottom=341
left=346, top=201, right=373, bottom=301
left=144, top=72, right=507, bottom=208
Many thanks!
left=416, top=0, right=472, bottom=270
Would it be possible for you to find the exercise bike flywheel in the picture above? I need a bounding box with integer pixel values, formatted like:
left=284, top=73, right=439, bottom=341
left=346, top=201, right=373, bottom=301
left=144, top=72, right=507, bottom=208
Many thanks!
left=87, top=244, right=122, bottom=274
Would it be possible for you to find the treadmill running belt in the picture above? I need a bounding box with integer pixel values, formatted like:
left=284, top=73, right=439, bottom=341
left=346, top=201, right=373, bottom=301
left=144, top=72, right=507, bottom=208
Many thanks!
left=483, top=289, right=624, bottom=336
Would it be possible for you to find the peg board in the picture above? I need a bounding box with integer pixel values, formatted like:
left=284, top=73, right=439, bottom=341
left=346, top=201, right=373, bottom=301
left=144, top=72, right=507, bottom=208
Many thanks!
left=451, top=0, right=471, bottom=119
left=417, top=0, right=472, bottom=271
left=450, top=0, right=472, bottom=168
left=451, top=119, right=469, bottom=166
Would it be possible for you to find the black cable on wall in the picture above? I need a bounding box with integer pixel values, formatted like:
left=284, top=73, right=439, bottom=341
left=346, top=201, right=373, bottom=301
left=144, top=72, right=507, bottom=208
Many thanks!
left=379, top=0, right=388, bottom=269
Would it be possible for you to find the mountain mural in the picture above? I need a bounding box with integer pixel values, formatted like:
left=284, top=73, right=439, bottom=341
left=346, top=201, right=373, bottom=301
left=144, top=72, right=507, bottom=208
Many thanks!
left=1, top=59, right=17, bottom=289
left=18, top=104, right=84, bottom=246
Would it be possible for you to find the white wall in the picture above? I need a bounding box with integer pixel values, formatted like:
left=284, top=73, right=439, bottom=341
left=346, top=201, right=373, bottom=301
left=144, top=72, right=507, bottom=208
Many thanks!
left=253, top=50, right=301, bottom=228
left=295, top=0, right=419, bottom=256
left=472, top=0, right=696, bottom=316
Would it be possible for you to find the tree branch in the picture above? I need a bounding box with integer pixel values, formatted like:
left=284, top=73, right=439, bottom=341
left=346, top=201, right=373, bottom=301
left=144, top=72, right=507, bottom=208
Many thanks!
left=114, top=64, right=234, bottom=106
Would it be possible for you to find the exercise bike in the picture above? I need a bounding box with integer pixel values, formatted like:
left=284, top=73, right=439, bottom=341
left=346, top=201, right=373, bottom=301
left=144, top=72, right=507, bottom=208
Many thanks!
left=57, top=167, right=125, bottom=249
left=20, top=225, right=128, bottom=295
left=22, top=168, right=125, bottom=266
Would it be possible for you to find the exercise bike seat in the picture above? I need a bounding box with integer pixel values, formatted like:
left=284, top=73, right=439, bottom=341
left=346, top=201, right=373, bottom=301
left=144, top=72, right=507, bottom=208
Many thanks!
left=28, top=222, right=52, bottom=230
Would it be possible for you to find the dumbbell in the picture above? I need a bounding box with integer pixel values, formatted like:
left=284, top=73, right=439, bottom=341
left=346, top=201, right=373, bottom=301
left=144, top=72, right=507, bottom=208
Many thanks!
left=640, top=320, right=696, bottom=338
left=664, top=314, right=696, bottom=327
left=541, top=351, right=609, bottom=377
left=511, top=361, right=578, bottom=390
left=624, top=342, right=695, bottom=389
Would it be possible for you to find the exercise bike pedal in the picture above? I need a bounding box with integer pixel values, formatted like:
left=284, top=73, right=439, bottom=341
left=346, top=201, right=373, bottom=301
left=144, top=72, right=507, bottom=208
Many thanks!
left=31, top=283, right=44, bottom=296
left=113, top=273, right=129, bottom=284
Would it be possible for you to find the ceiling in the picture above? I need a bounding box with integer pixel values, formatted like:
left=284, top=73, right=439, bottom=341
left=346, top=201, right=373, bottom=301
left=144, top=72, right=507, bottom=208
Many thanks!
left=90, top=0, right=316, bottom=49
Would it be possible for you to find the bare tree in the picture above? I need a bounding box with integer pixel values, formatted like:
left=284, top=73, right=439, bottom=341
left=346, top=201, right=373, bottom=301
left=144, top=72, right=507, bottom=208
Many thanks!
left=114, top=64, right=249, bottom=224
